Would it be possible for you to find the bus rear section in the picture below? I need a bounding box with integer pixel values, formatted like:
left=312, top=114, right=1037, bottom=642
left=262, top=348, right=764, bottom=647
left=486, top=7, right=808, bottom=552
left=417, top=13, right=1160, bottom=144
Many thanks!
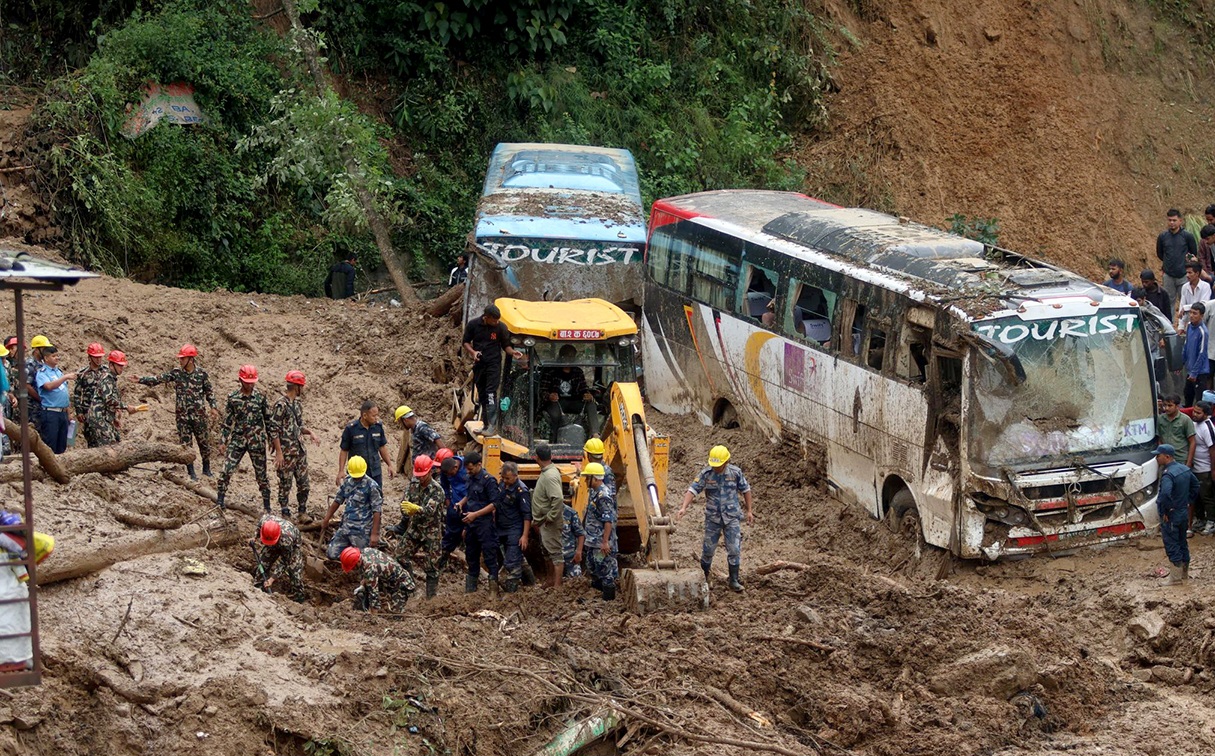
left=638, top=190, right=1165, bottom=559
left=465, top=143, right=647, bottom=323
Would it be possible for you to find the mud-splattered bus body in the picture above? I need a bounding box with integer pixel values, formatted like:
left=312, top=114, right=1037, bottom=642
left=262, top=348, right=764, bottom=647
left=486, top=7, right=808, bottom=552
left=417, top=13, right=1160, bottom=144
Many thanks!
left=640, top=190, right=1178, bottom=559
left=464, top=143, right=647, bottom=323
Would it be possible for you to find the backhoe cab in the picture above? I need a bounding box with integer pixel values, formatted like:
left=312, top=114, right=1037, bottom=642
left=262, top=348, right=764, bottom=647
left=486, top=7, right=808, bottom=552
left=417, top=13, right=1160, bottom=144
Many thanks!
left=456, top=298, right=708, bottom=613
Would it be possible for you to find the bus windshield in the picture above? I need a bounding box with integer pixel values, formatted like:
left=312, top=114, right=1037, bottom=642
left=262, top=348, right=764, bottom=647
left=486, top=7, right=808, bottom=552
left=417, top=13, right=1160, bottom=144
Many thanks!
left=968, top=309, right=1156, bottom=468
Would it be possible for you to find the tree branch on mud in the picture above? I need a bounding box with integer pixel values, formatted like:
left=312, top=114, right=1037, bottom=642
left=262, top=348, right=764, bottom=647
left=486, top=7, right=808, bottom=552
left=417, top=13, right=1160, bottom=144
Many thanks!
left=38, top=520, right=242, bottom=584
left=0, top=437, right=194, bottom=483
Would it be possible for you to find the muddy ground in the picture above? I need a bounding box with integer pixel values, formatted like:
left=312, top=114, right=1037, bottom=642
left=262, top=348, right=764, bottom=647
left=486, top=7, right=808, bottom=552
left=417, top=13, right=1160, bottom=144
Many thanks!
left=0, top=273, right=1205, bottom=756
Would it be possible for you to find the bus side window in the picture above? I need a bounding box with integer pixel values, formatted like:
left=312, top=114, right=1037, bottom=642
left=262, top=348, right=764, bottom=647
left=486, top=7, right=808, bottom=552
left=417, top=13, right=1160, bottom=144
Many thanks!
left=688, top=229, right=740, bottom=311
left=648, top=226, right=692, bottom=295
left=740, top=264, right=778, bottom=325
left=897, top=325, right=931, bottom=383
left=786, top=280, right=836, bottom=348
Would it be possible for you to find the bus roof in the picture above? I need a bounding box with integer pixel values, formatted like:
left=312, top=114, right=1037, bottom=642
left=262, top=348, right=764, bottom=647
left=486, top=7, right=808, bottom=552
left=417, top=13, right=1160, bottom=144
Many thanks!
left=476, top=143, right=646, bottom=243
left=495, top=297, right=638, bottom=339
left=653, top=191, right=1120, bottom=317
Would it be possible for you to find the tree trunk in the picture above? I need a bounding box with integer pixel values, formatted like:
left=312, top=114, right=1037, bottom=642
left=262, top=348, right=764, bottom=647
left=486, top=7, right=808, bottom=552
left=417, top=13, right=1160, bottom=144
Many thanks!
left=2, top=420, right=69, bottom=483
left=279, top=0, right=420, bottom=306
left=159, top=469, right=263, bottom=520
left=38, top=521, right=243, bottom=584
left=426, top=283, right=464, bottom=317
left=0, top=440, right=194, bottom=483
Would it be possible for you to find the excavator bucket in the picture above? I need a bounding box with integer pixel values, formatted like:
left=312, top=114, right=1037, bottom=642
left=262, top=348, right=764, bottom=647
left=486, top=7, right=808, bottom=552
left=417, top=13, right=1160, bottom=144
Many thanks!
left=619, top=568, right=710, bottom=615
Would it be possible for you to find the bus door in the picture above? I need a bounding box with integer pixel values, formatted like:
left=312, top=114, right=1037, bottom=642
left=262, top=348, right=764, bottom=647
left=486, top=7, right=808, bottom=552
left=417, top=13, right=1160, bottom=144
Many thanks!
left=831, top=294, right=890, bottom=513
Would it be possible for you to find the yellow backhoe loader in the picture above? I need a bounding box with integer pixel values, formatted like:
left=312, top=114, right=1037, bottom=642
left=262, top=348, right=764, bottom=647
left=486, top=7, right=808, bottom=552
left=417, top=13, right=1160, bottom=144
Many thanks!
left=456, top=297, right=708, bottom=613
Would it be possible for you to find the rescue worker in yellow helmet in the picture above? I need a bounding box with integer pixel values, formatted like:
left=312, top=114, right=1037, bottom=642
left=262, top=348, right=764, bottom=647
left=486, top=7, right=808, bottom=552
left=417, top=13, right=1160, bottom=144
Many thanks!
left=678, top=444, right=753, bottom=592
left=582, top=437, right=616, bottom=493
left=321, top=455, right=384, bottom=561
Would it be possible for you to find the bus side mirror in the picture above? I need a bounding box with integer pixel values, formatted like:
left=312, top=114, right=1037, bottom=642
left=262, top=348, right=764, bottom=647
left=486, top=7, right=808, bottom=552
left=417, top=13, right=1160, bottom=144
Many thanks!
left=1164, top=332, right=1184, bottom=371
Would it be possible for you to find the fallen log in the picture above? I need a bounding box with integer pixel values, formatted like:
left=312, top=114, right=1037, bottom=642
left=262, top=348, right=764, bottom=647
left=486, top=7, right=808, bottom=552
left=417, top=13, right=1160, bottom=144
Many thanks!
left=2, top=420, right=69, bottom=484
left=425, top=282, right=464, bottom=318
left=43, top=650, right=186, bottom=704
left=112, top=510, right=184, bottom=530
left=754, top=561, right=812, bottom=576
left=0, top=439, right=193, bottom=483
left=38, top=520, right=242, bottom=584
left=160, top=469, right=263, bottom=520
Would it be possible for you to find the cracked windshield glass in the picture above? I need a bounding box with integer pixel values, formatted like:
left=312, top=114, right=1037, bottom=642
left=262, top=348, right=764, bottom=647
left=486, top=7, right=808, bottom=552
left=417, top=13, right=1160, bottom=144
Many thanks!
left=970, top=310, right=1154, bottom=467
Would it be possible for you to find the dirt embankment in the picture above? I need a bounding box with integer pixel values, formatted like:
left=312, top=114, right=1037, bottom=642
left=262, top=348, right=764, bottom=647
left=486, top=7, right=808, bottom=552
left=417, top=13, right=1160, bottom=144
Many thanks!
left=804, top=0, right=1215, bottom=280
left=0, top=273, right=1202, bottom=755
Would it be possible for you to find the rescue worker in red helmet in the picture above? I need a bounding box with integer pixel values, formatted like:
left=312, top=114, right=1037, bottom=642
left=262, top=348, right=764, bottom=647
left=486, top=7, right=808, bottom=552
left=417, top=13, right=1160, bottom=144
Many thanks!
left=216, top=365, right=280, bottom=513
left=253, top=515, right=306, bottom=602
left=391, top=454, right=447, bottom=599
left=272, top=370, right=320, bottom=521
left=72, top=343, right=107, bottom=445
left=341, top=546, right=415, bottom=612
left=87, top=350, right=135, bottom=446
left=133, top=343, right=219, bottom=480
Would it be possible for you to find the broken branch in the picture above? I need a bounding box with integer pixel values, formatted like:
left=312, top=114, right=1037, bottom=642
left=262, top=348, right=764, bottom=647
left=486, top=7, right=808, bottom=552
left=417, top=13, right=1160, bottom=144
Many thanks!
left=754, top=561, right=812, bottom=576
left=749, top=635, right=835, bottom=654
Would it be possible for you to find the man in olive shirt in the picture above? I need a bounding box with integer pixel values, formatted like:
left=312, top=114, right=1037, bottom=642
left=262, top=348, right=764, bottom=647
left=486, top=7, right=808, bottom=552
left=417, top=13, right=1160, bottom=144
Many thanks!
left=529, top=444, right=566, bottom=588
left=1158, top=394, right=1197, bottom=467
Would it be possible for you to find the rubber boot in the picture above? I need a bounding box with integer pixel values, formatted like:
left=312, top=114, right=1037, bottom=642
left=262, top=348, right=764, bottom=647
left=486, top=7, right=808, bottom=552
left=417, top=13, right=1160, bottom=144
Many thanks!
left=186, top=463, right=198, bottom=481
left=488, top=578, right=500, bottom=599
left=202, top=460, right=213, bottom=477
left=465, top=574, right=478, bottom=593
left=216, top=491, right=226, bottom=511
left=281, top=506, right=291, bottom=518
left=602, top=584, right=616, bottom=601
left=728, top=564, right=744, bottom=592
left=483, top=403, right=498, bottom=436
left=503, top=578, right=519, bottom=593
left=1167, top=564, right=1184, bottom=586
left=701, top=560, right=712, bottom=582
left=262, top=490, right=272, bottom=515
left=425, top=576, right=439, bottom=599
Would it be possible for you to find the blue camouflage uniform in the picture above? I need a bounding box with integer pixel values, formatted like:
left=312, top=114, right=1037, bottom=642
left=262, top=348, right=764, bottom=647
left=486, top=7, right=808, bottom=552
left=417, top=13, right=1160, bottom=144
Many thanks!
left=688, top=463, right=751, bottom=570
left=440, top=457, right=469, bottom=553
left=464, top=468, right=501, bottom=580
left=326, top=475, right=383, bottom=560
left=497, top=477, right=532, bottom=583
left=1158, top=459, right=1200, bottom=567
left=411, top=419, right=441, bottom=461
left=584, top=483, right=619, bottom=588
left=562, top=504, right=586, bottom=577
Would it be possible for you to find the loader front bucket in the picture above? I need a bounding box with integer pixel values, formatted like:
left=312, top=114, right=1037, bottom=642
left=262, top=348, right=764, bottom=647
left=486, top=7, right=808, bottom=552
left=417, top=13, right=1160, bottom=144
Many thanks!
left=620, top=568, right=710, bottom=615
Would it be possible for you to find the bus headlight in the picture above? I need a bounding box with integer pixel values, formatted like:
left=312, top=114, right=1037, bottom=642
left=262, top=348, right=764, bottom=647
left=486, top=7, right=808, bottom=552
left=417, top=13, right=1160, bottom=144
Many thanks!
left=1127, top=482, right=1157, bottom=508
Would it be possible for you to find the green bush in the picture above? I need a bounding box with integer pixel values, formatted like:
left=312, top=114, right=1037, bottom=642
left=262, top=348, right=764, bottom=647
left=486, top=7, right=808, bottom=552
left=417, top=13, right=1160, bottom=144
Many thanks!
left=31, top=0, right=387, bottom=294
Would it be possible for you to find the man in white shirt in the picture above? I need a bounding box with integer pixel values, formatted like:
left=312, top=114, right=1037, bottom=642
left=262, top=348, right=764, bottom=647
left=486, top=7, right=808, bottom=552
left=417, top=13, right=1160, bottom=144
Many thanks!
left=1178, top=262, right=1212, bottom=328
left=1190, top=401, right=1215, bottom=535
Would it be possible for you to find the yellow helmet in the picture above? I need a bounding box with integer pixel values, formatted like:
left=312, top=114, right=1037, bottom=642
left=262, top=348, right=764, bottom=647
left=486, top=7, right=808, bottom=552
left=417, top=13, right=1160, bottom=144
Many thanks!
left=581, top=462, right=606, bottom=477
left=29, top=335, right=52, bottom=349
left=583, top=438, right=605, bottom=456
left=0, top=344, right=8, bottom=358
left=394, top=405, right=413, bottom=423
left=708, top=445, right=731, bottom=466
left=346, top=455, right=368, bottom=478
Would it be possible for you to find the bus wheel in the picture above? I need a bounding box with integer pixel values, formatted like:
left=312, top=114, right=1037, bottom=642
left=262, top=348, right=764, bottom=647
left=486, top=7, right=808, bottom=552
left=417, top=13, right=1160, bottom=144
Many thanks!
left=713, top=399, right=739, bottom=429
left=889, top=489, right=926, bottom=557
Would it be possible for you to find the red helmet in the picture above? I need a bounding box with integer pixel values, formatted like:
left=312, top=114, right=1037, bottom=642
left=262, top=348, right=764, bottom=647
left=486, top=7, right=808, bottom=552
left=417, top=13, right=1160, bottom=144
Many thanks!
left=434, top=448, right=454, bottom=464
left=238, top=364, right=258, bottom=384
left=413, top=455, right=433, bottom=477
left=340, top=546, right=361, bottom=573
left=86, top=342, right=105, bottom=358
left=260, top=519, right=282, bottom=546
left=107, top=350, right=128, bottom=366
left=4, top=337, right=16, bottom=349
left=285, top=370, right=306, bottom=386
left=177, top=344, right=199, bottom=359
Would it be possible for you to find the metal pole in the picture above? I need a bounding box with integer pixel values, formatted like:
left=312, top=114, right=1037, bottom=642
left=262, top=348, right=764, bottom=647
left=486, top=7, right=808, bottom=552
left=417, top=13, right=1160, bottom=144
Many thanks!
left=14, top=290, right=41, bottom=680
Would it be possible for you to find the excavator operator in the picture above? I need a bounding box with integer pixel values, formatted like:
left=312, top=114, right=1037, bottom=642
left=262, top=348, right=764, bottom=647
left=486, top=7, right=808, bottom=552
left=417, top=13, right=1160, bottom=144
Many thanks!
left=539, top=344, right=598, bottom=443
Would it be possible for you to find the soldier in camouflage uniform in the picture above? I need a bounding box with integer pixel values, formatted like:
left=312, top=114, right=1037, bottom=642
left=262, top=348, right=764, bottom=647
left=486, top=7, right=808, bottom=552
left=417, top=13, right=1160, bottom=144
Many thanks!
left=254, top=515, right=306, bottom=602
left=581, top=463, right=618, bottom=601
left=342, top=546, right=415, bottom=613
left=272, top=371, right=318, bottom=520
left=87, top=351, right=134, bottom=446
left=561, top=503, right=586, bottom=578
left=216, top=365, right=280, bottom=513
left=73, top=343, right=107, bottom=447
left=134, top=344, right=219, bottom=480
left=395, top=406, right=442, bottom=463
left=322, top=456, right=383, bottom=559
left=496, top=462, right=532, bottom=593
left=678, top=444, right=753, bottom=592
left=392, top=454, right=447, bottom=598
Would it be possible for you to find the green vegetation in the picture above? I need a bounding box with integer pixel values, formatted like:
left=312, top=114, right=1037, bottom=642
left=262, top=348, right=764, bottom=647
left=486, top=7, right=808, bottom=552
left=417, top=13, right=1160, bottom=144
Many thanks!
left=947, top=213, right=1001, bottom=247
left=26, top=0, right=833, bottom=293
